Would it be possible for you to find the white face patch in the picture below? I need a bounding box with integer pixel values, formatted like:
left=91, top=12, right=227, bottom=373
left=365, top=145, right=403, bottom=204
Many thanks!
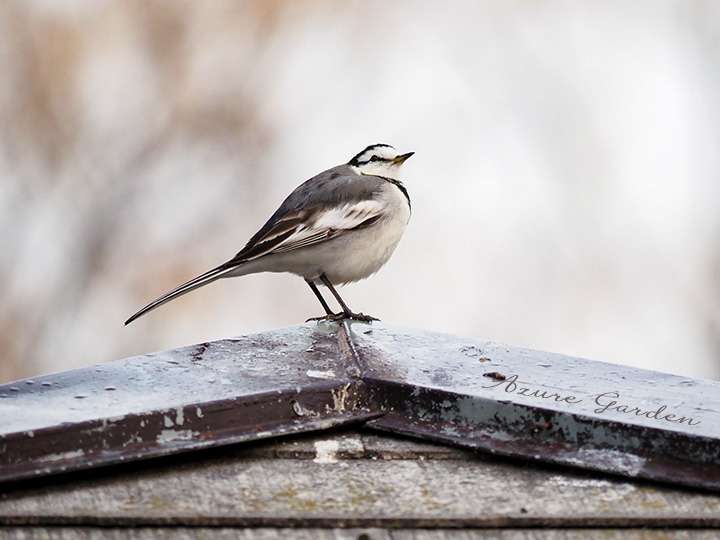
left=350, top=159, right=404, bottom=179
left=348, top=144, right=411, bottom=179
left=353, top=144, right=395, bottom=164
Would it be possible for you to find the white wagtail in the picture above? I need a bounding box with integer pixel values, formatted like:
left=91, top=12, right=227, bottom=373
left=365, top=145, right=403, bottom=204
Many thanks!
left=125, top=144, right=414, bottom=325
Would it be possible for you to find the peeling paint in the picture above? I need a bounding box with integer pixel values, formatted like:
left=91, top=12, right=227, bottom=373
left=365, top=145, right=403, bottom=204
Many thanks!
left=43, top=449, right=84, bottom=462
left=157, top=430, right=197, bottom=443
left=570, top=448, right=647, bottom=477
left=292, top=400, right=318, bottom=417
left=330, top=383, right=352, bottom=413
left=313, top=439, right=340, bottom=463
left=307, top=370, right=336, bottom=380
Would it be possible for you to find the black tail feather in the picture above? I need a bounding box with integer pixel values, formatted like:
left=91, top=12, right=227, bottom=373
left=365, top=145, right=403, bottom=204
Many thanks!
left=124, top=263, right=236, bottom=325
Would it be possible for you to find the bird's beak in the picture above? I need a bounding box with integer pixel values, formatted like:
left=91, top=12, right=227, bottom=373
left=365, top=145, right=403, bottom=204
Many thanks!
left=392, top=152, right=415, bottom=165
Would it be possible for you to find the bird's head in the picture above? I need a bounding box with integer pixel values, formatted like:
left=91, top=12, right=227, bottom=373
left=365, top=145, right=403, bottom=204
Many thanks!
left=348, top=144, right=414, bottom=180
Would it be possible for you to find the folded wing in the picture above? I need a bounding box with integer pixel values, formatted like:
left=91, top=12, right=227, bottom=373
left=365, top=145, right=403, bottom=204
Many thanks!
left=231, top=199, right=385, bottom=263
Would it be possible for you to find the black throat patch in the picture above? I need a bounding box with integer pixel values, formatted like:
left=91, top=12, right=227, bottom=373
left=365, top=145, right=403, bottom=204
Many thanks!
left=380, top=176, right=411, bottom=212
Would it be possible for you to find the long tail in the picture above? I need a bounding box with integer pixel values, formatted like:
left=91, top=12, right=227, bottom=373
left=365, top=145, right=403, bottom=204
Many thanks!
left=124, top=262, right=239, bottom=325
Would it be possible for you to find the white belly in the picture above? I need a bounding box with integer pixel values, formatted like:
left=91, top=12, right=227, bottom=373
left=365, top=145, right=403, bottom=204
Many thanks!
left=319, top=206, right=409, bottom=284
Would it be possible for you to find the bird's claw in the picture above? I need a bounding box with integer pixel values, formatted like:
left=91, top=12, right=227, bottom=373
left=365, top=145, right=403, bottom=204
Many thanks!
left=306, top=312, right=380, bottom=323
left=347, top=312, right=380, bottom=322
left=306, top=312, right=345, bottom=323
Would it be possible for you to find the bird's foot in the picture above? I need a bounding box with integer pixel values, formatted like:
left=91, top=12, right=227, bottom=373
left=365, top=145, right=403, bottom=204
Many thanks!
left=345, top=312, right=380, bottom=322
left=306, top=312, right=380, bottom=323
left=306, top=312, right=346, bottom=323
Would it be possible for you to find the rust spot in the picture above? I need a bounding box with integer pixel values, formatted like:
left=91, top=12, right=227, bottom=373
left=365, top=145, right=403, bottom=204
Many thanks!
left=483, top=372, right=506, bottom=381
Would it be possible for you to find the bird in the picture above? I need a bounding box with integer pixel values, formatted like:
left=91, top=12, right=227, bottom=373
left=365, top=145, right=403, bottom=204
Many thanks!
left=125, top=143, right=414, bottom=325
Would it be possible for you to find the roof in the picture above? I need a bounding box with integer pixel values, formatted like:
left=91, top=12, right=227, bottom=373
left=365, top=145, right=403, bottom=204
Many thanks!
left=1, top=321, right=719, bottom=536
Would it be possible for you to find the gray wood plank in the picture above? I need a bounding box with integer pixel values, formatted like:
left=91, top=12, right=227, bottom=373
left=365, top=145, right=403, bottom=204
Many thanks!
left=244, top=431, right=366, bottom=460
left=0, top=528, right=389, bottom=539
left=392, top=532, right=720, bottom=540
left=1, top=451, right=718, bottom=527
left=360, top=432, right=473, bottom=460
left=0, top=529, right=718, bottom=539
left=239, top=429, right=474, bottom=460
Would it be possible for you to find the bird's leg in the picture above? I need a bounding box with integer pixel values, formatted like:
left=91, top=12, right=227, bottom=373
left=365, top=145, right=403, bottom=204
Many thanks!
left=319, top=274, right=379, bottom=322
left=319, top=274, right=352, bottom=315
left=305, top=279, right=344, bottom=322
left=306, top=279, right=333, bottom=314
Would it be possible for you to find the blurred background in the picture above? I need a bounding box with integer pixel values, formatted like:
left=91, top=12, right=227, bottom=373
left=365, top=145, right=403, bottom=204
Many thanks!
left=1, top=0, right=719, bottom=383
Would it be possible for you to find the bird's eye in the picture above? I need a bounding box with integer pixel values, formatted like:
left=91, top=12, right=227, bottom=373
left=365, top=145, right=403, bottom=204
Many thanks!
left=370, top=155, right=380, bottom=162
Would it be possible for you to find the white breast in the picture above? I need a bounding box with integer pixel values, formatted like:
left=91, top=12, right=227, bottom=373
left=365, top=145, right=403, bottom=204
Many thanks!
left=320, top=181, right=410, bottom=284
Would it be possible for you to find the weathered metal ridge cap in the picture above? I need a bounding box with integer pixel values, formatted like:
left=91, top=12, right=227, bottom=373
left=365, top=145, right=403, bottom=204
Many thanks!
left=0, top=324, right=375, bottom=483
left=1, top=322, right=719, bottom=490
